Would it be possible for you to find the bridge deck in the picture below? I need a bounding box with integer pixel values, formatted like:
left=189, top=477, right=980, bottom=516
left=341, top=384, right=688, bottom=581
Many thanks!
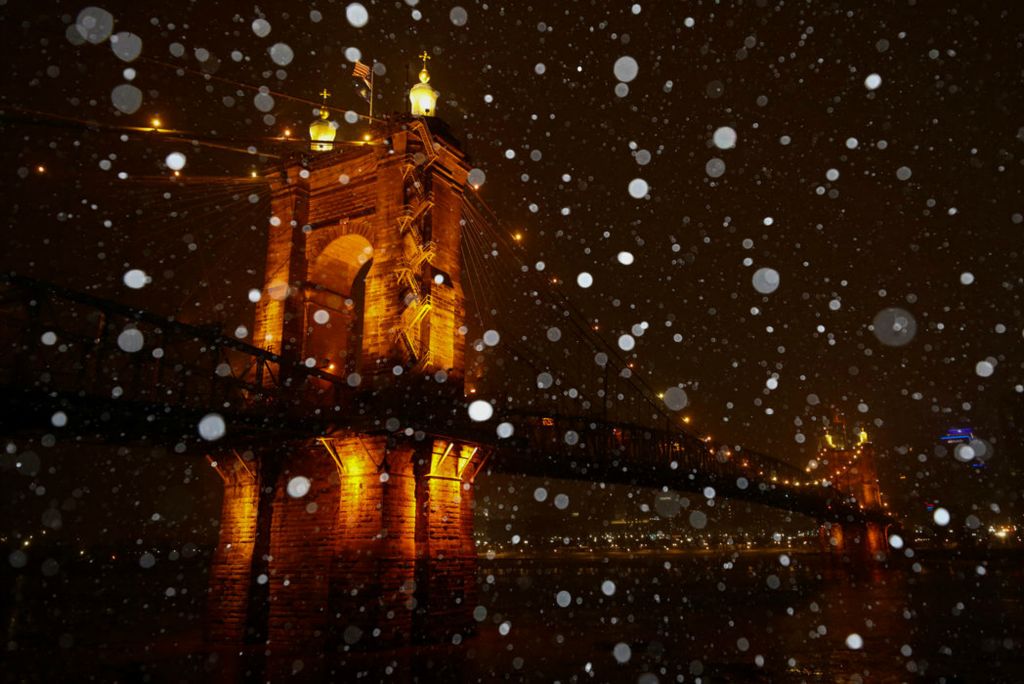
left=0, top=274, right=889, bottom=525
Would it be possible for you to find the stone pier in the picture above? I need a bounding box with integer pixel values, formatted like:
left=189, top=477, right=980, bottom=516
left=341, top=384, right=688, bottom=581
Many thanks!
left=205, top=435, right=485, bottom=652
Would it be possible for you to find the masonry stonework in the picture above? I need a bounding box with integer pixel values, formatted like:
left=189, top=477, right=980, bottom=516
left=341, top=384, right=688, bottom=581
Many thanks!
left=207, top=116, right=483, bottom=651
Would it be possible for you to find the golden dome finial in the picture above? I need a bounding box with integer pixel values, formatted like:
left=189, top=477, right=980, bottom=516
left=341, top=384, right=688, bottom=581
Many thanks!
left=418, top=50, right=431, bottom=83
left=310, top=88, right=336, bottom=151
left=410, top=51, right=439, bottom=116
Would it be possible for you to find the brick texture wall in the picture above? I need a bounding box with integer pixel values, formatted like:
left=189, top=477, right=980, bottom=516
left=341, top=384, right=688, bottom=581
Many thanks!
left=412, top=440, right=478, bottom=643
left=209, top=118, right=482, bottom=652
left=252, top=119, right=469, bottom=389
left=207, top=435, right=483, bottom=650
left=265, top=445, right=341, bottom=648
left=329, top=435, right=418, bottom=647
left=206, top=456, right=259, bottom=643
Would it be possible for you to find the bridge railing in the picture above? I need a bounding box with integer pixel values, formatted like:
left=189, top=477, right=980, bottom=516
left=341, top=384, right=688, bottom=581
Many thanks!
left=493, top=412, right=881, bottom=522
left=0, top=274, right=358, bottom=414
left=0, top=274, right=483, bottom=435
left=506, top=411, right=803, bottom=478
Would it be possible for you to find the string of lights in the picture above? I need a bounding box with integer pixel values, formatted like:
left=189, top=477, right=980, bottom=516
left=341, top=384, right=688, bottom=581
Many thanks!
left=2, top=105, right=382, bottom=165
left=139, top=56, right=381, bottom=124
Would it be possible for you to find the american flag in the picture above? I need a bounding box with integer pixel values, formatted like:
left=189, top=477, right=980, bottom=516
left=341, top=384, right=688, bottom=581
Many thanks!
left=351, top=60, right=372, bottom=89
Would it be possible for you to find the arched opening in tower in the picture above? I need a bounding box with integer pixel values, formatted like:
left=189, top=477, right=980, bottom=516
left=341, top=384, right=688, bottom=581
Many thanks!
left=305, top=234, right=374, bottom=376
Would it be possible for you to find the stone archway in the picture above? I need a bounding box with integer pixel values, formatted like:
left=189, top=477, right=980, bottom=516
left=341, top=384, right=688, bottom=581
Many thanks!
left=304, top=234, right=374, bottom=375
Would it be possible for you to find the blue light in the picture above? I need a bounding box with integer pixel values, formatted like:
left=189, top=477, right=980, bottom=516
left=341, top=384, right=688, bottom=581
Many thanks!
left=940, top=427, right=975, bottom=443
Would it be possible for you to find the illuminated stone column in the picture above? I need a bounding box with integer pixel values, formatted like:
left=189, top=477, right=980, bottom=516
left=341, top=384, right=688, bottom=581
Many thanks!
left=423, top=154, right=469, bottom=382
left=265, top=445, right=341, bottom=649
left=243, top=456, right=282, bottom=645
left=206, top=454, right=260, bottom=644
left=359, top=154, right=408, bottom=379
left=425, top=281, right=461, bottom=378
left=413, top=440, right=482, bottom=643
left=457, top=449, right=479, bottom=611
left=374, top=442, right=419, bottom=642
left=822, top=521, right=886, bottom=559
left=822, top=521, right=845, bottom=554
left=428, top=147, right=468, bottom=289
left=253, top=180, right=310, bottom=375
left=864, top=521, right=886, bottom=556
left=855, top=444, right=882, bottom=509
left=326, top=435, right=418, bottom=646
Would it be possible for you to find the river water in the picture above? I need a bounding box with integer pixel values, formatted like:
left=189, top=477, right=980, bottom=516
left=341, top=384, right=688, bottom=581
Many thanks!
left=4, top=549, right=1021, bottom=682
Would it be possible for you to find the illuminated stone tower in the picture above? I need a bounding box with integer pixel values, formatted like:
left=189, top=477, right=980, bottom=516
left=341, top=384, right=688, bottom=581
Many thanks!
left=207, top=63, right=486, bottom=654
left=816, top=420, right=887, bottom=557
left=252, top=115, right=467, bottom=384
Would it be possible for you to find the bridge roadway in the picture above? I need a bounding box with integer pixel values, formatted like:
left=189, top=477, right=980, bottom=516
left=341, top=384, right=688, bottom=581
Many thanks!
left=0, top=274, right=887, bottom=526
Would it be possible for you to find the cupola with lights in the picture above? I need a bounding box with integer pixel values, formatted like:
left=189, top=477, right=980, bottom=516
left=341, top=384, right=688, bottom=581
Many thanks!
left=409, top=51, right=439, bottom=117
left=309, top=88, right=337, bottom=152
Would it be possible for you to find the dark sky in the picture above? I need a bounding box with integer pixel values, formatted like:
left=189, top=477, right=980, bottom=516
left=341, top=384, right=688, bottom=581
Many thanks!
left=2, top=1, right=1022, bottom=528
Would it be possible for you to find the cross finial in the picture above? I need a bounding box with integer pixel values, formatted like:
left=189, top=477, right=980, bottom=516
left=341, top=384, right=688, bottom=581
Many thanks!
left=319, top=88, right=331, bottom=104
left=419, top=51, right=431, bottom=70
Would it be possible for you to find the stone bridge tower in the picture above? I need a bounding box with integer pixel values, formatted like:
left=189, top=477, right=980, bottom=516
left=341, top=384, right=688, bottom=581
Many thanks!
left=252, top=116, right=468, bottom=385
left=817, top=422, right=888, bottom=557
left=206, top=65, right=488, bottom=657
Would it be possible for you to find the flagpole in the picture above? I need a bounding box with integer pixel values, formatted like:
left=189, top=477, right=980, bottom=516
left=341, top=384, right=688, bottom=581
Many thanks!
left=369, top=62, right=374, bottom=120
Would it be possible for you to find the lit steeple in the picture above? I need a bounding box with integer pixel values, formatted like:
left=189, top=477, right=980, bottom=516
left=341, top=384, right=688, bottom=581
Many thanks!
left=409, top=51, right=439, bottom=117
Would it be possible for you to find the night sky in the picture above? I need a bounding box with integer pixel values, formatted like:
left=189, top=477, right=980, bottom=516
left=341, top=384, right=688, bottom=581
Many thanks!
left=2, top=1, right=1022, bottom=530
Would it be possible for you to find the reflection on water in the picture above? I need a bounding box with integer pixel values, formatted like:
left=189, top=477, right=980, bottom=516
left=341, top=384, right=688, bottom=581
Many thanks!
left=4, top=549, right=1022, bottom=682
